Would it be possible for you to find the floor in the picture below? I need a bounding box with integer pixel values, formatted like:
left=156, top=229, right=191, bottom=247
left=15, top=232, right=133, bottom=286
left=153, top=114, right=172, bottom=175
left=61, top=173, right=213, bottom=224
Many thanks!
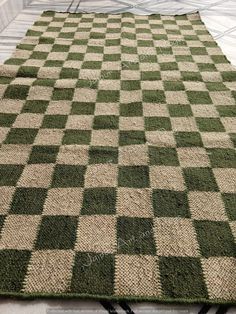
left=0, top=0, right=235, bottom=313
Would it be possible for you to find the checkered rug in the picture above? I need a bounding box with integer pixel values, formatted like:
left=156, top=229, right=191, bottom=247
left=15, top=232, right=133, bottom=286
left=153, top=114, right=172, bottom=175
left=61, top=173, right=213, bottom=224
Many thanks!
left=0, top=11, right=235, bottom=304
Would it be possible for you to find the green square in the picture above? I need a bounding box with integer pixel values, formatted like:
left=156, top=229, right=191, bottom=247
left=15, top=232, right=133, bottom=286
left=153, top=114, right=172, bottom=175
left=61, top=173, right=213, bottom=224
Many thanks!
left=52, top=44, right=70, bottom=52
left=5, top=58, right=25, bottom=65
left=17, top=66, right=39, bottom=78
left=117, top=217, right=156, bottom=254
left=52, top=88, right=74, bottom=100
left=93, top=115, right=119, bottom=129
left=4, top=128, right=38, bottom=144
left=104, top=54, right=121, bottom=61
left=10, top=188, right=47, bottom=214
left=63, top=130, right=91, bottom=145
left=168, top=105, right=193, bottom=117
left=222, top=193, right=236, bottom=220
left=221, top=71, right=236, bottom=82
left=71, top=102, right=95, bottom=115
left=0, top=215, right=6, bottom=233
left=181, top=71, right=202, bottom=81
left=156, top=47, right=173, bottom=55
left=196, top=118, right=225, bottom=132
left=217, top=106, right=236, bottom=117
left=22, top=100, right=49, bottom=113
left=206, top=82, right=228, bottom=91
left=59, top=32, right=75, bottom=39
left=45, top=60, right=64, bottom=67
left=82, top=61, right=102, bottom=69
left=0, top=113, right=16, bottom=127
left=42, top=115, right=67, bottom=128
left=31, top=51, right=48, bottom=59
left=160, top=62, right=178, bottom=71
left=211, top=55, right=228, bottom=63
left=0, top=165, right=24, bottom=186
left=52, top=165, right=86, bottom=187
left=0, top=250, right=31, bottom=292
left=28, top=145, right=59, bottom=164
left=175, top=132, right=203, bottom=147
left=163, top=81, right=185, bottom=91
left=71, top=252, right=115, bottom=295
left=183, top=168, right=218, bottom=191
left=67, top=52, right=84, bottom=61
left=101, top=70, right=120, bottom=80
left=207, top=148, right=236, bottom=168
left=187, top=91, right=212, bottom=104
left=89, top=146, right=118, bottom=164
left=152, top=189, right=190, bottom=217
left=35, top=216, right=77, bottom=249
left=190, top=47, right=207, bottom=55
left=141, top=71, right=161, bottom=81
left=4, top=85, right=29, bottom=100
left=87, top=46, right=104, bottom=53
left=81, top=187, right=116, bottom=215
left=106, top=39, right=120, bottom=46
left=229, top=133, right=236, bottom=147
left=76, top=79, right=98, bottom=89
left=194, top=221, right=236, bottom=257
left=145, top=117, right=171, bottom=131
left=97, top=90, right=119, bottom=102
left=143, top=90, right=165, bottom=103
left=149, top=147, right=179, bottom=166
left=0, top=77, right=13, bottom=84
left=121, top=80, right=141, bottom=90
left=118, top=166, right=150, bottom=188
left=119, top=131, right=146, bottom=146
left=159, top=257, right=208, bottom=298
left=60, top=67, right=79, bottom=79
left=120, top=102, right=143, bottom=116
left=33, top=79, right=55, bottom=87
left=198, top=63, right=216, bottom=72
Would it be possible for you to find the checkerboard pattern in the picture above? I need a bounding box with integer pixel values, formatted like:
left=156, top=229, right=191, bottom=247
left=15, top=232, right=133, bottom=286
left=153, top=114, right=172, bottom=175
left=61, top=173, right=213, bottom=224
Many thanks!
left=0, top=11, right=235, bottom=303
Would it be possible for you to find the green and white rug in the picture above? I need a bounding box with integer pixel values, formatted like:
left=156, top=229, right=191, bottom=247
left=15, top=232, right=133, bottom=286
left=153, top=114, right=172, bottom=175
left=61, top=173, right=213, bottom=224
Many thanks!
left=0, top=11, right=235, bottom=304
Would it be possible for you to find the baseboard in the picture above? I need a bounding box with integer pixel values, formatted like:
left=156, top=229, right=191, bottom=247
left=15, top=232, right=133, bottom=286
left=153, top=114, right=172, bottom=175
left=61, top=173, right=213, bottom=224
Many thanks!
left=0, top=0, right=32, bottom=33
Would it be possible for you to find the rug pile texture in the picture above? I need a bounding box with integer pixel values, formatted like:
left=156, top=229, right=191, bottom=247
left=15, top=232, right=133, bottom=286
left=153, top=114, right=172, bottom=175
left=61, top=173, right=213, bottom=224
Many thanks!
left=0, top=11, right=235, bottom=304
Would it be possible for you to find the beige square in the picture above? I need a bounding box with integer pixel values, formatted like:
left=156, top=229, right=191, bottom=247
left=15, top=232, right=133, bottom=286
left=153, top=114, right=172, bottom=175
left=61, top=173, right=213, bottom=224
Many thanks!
left=79, top=69, right=101, bottom=81
left=12, top=78, right=35, bottom=86
left=0, top=215, right=41, bottom=250
left=28, top=86, right=53, bottom=100
left=171, top=117, right=198, bottom=132
left=66, top=115, right=93, bottom=130
left=23, top=250, right=75, bottom=293
left=213, top=169, right=236, bottom=193
left=73, top=88, right=97, bottom=102
left=146, top=131, right=176, bottom=147
left=34, top=129, right=64, bottom=145
left=141, top=81, right=163, bottom=90
left=0, top=144, right=32, bottom=164
left=0, top=127, right=9, bottom=143
left=117, top=188, right=153, bottom=217
left=121, top=70, right=140, bottom=80
left=91, top=130, right=119, bottom=146
left=0, top=85, right=7, bottom=98
left=143, top=104, right=168, bottom=117
left=115, top=255, right=161, bottom=297
left=230, top=221, right=236, bottom=241
left=150, top=166, right=185, bottom=191
left=192, top=105, right=219, bottom=118
left=85, top=164, right=118, bottom=187
left=47, top=52, right=68, bottom=61
left=161, top=70, right=182, bottom=81
left=177, top=147, right=210, bottom=167
left=119, top=117, right=144, bottom=130
left=98, top=80, right=121, bottom=90
left=0, top=187, right=15, bottom=214
left=210, top=91, right=235, bottom=106
left=201, top=71, right=222, bottom=82
left=17, top=164, right=54, bottom=188
left=0, top=100, right=24, bottom=113
left=221, top=118, right=236, bottom=133
left=95, top=103, right=119, bottom=115
left=165, top=92, right=189, bottom=105
left=201, top=132, right=234, bottom=148
left=154, top=218, right=200, bottom=257
left=12, top=113, right=43, bottom=129
left=188, top=191, right=227, bottom=220
left=201, top=257, right=236, bottom=300
left=43, top=188, right=83, bottom=215
left=120, top=90, right=142, bottom=103
left=38, top=67, right=61, bottom=79
left=119, top=145, right=148, bottom=165
left=46, top=101, right=72, bottom=115
left=56, top=145, right=89, bottom=165
left=75, top=215, right=116, bottom=253
left=54, top=79, right=77, bottom=89
left=183, top=81, right=207, bottom=91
